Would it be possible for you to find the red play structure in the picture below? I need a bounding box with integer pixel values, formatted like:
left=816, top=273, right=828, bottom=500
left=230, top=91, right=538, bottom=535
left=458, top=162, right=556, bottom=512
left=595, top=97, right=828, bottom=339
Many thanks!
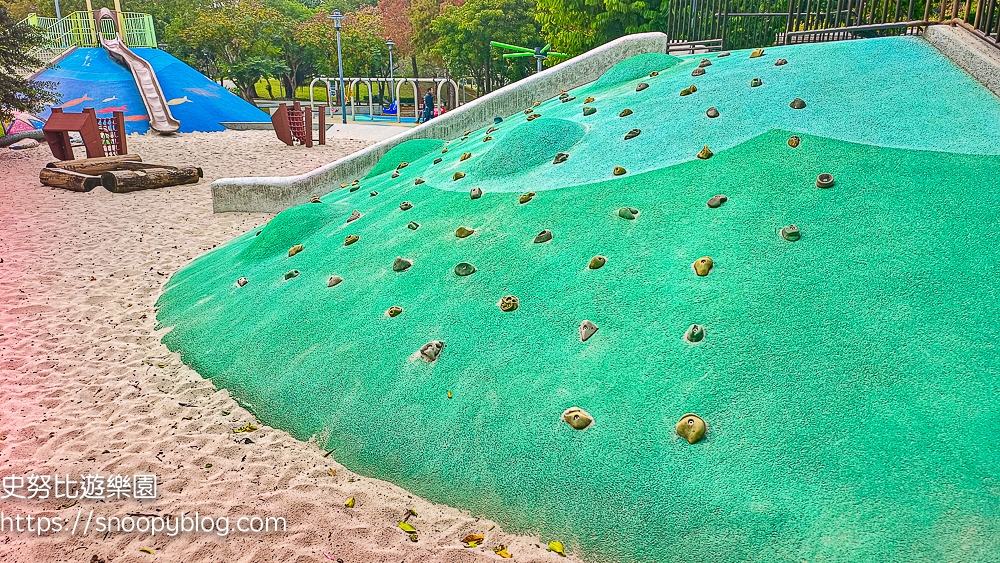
left=271, top=102, right=325, bottom=147
left=42, top=107, right=127, bottom=161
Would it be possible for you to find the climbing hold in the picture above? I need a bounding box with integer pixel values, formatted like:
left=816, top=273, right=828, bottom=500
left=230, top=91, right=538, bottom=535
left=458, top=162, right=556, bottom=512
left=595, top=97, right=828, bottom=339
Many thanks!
left=483, top=136, right=493, bottom=142
left=613, top=166, right=627, bottom=176
left=399, top=201, right=413, bottom=211
left=470, top=187, right=483, bottom=199
left=691, top=67, right=705, bottom=77
left=419, top=340, right=445, bottom=362
left=387, top=306, right=403, bottom=317
left=526, top=113, right=541, bottom=121
left=414, top=178, right=425, bottom=185
left=685, top=324, right=706, bottom=343
left=455, top=226, right=475, bottom=238
left=561, top=96, right=576, bottom=103
left=288, top=244, right=304, bottom=257
left=453, top=171, right=466, bottom=181
left=697, top=145, right=713, bottom=160
left=460, top=152, right=471, bottom=161
left=579, top=320, right=599, bottom=342
left=344, top=235, right=359, bottom=246
left=816, top=173, right=835, bottom=188
left=433, top=157, right=442, bottom=164
left=454, top=262, right=476, bottom=276
left=534, top=101, right=542, bottom=107
left=562, top=407, right=593, bottom=430
left=407, top=221, right=420, bottom=230
left=718, top=51, right=730, bottom=57
left=780, top=224, right=801, bottom=241
left=284, top=270, right=299, bottom=280
left=750, top=78, right=762, bottom=87
left=442, top=147, right=449, bottom=154
left=790, top=97, right=806, bottom=109
left=788, top=136, right=801, bottom=148
left=327, top=275, right=343, bottom=287
left=391, top=171, right=400, bottom=178
left=618, top=207, right=639, bottom=220
left=676, top=413, right=707, bottom=444
left=236, top=277, right=248, bottom=287
left=369, top=191, right=378, bottom=197
left=624, top=128, right=641, bottom=140
left=750, top=48, right=764, bottom=58
left=519, top=192, right=535, bottom=204
left=584, top=96, right=595, bottom=103
left=649, top=70, right=659, bottom=77
left=693, top=256, right=714, bottom=276
left=486, top=126, right=498, bottom=134
left=533, top=229, right=553, bottom=243
left=310, top=195, right=321, bottom=203
left=397, top=162, right=409, bottom=170
left=588, top=255, right=606, bottom=269
left=699, top=58, right=712, bottom=67
left=619, top=108, right=633, bottom=117
left=680, top=87, right=693, bottom=96
left=583, top=107, right=597, bottom=116
left=636, top=82, right=648, bottom=92
left=775, top=58, right=788, bottom=66
left=349, top=185, right=360, bottom=192
left=553, top=152, right=569, bottom=164
left=524, top=108, right=532, bottom=114
left=393, top=257, right=413, bottom=272
left=499, top=295, right=519, bottom=312
left=707, top=194, right=728, bottom=208
left=706, top=107, right=720, bottom=118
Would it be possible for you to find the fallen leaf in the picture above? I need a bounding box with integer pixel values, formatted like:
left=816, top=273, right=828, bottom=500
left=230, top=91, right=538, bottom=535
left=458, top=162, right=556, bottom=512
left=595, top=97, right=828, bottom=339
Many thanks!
left=329, top=469, right=336, bottom=477
left=462, top=534, right=485, bottom=544
left=464, top=541, right=479, bottom=548
left=548, top=541, right=566, bottom=556
left=494, top=545, right=512, bottom=558
left=345, top=497, right=355, bottom=508
left=205, top=463, right=212, bottom=468
left=139, top=547, right=155, bottom=554
left=398, top=521, right=417, bottom=533
left=157, top=363, right=166, bottom=368
left=233, top=424, right=257, bottom=433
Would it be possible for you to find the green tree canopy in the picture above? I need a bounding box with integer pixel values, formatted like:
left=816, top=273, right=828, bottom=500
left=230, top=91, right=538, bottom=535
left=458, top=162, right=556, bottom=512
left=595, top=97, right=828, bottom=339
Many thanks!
left=0, top=5, right=58, bottom=123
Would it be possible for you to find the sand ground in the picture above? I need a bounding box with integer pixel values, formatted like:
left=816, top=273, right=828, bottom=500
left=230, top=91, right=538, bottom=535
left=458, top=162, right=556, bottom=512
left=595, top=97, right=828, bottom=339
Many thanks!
left=0, top=129, right=579, bottom=563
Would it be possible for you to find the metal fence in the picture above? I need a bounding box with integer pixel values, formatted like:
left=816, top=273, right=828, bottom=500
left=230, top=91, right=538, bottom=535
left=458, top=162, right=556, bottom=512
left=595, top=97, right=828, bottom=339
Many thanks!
left=22, top=10, right=158, bottom=51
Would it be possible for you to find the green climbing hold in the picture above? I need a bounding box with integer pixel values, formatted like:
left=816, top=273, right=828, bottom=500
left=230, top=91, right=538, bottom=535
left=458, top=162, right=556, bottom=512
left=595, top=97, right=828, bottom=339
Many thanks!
left=454, top=262, right=476, bottom=276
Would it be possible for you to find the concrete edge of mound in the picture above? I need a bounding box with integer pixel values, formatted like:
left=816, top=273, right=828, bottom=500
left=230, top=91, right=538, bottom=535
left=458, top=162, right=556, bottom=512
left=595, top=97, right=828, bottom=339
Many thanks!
left=211, top=32, right=669, bottom=214
left=925, top=24, right=1000, bottom=98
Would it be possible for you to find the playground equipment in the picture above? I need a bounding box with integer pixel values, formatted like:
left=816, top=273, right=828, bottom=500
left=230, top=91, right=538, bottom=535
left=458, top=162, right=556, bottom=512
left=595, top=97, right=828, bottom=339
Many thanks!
left=39, top=153, right=202, bottom=193
left=309, top=77, right=462, bottom=123
left=491, top=42, right=568, bottom=72
left=271, top=102, right=326, bottom=147
left=42, top=107, right=126, bottom=161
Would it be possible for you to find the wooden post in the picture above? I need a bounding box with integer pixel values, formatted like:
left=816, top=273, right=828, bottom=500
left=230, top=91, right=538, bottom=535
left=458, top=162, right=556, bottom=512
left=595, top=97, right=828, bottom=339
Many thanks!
left=113, top=110, right=127, bottom=156
left=47, top=154, right=142, bottom=174
left=318, top=107, right=326, bottom=145
left=101, top=166, right=201, bottom=193
left=304, top=105, right=313, bottom=148
left=39, top=168, right=102, bottom=192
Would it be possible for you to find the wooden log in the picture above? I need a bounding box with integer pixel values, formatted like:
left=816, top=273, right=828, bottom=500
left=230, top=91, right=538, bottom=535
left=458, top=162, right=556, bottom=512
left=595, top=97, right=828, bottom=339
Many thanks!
left=101, top=166, right=200, bottom=193
left=39, top=167, right=102, bottom=192
left=47, top=154, right=142, bottom=174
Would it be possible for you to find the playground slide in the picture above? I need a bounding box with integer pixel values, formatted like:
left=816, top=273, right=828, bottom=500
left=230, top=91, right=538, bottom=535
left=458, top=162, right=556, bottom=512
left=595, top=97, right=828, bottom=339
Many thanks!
left=96, top=9, right=179, bottom=134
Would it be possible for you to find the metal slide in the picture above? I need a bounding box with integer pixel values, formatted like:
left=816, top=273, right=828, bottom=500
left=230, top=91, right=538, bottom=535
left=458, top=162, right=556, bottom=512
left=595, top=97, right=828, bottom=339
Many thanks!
left=96, top=8, right=179, bottom=133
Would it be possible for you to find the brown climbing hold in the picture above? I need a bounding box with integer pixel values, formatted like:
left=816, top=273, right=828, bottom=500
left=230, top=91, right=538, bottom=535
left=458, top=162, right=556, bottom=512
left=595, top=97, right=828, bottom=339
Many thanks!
left=706, top=107, right=720, bottom=118
left=399, top=201, right=413, bottom=211
left=533, top=229, right=553, bottom=243
left=693, top=256, right=714, bottom=276
left=519, top=192, right=535, bottom=204
left=499, top=295, right=519, bottom=312
left=453, top=171, right=466, bottom=181
left=442, top=147, right=449, bottom=153
left=707, top=194, right=728, bottom=208
left=691, top=67, right=705, bottom=77
left=750, top=78, right=762, bottom=87
left=676, top=413, right=707, bottom=444
left=562, top=407, right=593, bottom=430
left=393, top=257, right=413, bottom=272
left=433, top=157, right=443, bottom=164
left=790, top=98, right=806, bottom=109
left=750, top=48, right=764, bottom=58
left=397, top=162, right=409, bottom=170
left=236, top=277, right=248, bottom=287
left=460, top=152, right=471, bottom=161
left=613, top=166, right=627, bottom=176
left=455, top=226, right=475, bottom=238
left=649, top=70, right=659, bottom=77
left=327, top=275, right=344, bottom=287
left=470, top=187, right=483, bottom=199
left=583, top=107, right=597, bottom=116
left=579, top=320, right=599, bottom=342
left=788, top=136, right=801, bottom=148
left=486, top=126, right=498, bottom=134
left=387, top=306, right=403, bottom=318
left=414, top=178, right=425, bottom=185
left=816, top=173, right=835, bottom=188
left=624, top=128, right=641, bottom=140
left=588, top=255, right=606, bottom=269
left=553, top=152, right=569, bottom=164
left=534, top=101, right=542, bottom=107
left=718, top=51, right=730, bottom=57
left=619, top=108, right=633, bottom=117
left=288, top=244, right=303, bottom=257
left=347, top=210, right=361, bottom=223
left=419, top=340, right=445, bottom=362
left=391, top=171, right=400, bottom=178
left=584, top=96, right=595, bottom=103
left=483, top=136, right=493, bottom=142
left=699, top=58, right=712, bottom=67
left=344, top=235, right=359, bottom=246
left=310, top=195, right=321, bottom=203
left=636, top=82, right=648, bottom=92
left=524, top=109, right=532, bottom=115
left=697, top=145, right=713, bottom=159
left=526, top=114, right=541, bottom=121
left=775, top=58, right=787, bottom=66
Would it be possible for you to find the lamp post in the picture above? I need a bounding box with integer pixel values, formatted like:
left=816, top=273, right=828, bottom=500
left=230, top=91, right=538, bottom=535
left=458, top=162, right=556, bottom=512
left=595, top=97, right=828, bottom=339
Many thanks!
left=328, top=9, right=347, bottom=124
left=386, top=39, right=395, bottom=112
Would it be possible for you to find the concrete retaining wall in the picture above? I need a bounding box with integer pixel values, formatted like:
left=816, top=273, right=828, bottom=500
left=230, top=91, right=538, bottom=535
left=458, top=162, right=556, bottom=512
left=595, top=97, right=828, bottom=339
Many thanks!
left=211, top=32, right=669, bottom=213
left=925, top=24, right=1000, bottom=98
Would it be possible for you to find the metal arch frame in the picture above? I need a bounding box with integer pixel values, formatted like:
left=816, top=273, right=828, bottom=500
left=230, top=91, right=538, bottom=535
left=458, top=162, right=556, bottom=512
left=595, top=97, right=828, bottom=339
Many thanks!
left=309, top=76, right=464, bottom=123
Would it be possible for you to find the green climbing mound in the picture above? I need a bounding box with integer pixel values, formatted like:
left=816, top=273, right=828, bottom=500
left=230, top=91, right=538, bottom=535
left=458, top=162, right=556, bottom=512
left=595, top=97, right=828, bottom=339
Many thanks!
left=473, top=117, right=586, bottom=176
left=158, top=36, right=1000, bottom=563
left=365, top=138, right=446, bottom=178
left=592, top=52, right=683, bottom=88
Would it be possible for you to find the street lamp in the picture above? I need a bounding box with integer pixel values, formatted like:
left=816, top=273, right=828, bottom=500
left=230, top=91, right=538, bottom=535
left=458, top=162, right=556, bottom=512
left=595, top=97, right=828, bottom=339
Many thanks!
left=386, top=39, right=395, bottom=114
left=328, top=9, right=347, bottom=124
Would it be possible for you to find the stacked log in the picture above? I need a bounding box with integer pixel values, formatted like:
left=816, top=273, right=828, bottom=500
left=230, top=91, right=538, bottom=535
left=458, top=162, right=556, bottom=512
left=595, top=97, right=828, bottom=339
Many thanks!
left=39, top=154, right=203, bottom=193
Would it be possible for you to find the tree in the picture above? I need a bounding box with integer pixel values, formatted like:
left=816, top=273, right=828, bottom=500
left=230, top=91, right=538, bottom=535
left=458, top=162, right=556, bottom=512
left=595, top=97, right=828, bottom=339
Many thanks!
left=0, top=5, right=58, bottom=123
left=534, top=0, right=624, bottom=57
left=377, top=0, right=418, bottom=77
